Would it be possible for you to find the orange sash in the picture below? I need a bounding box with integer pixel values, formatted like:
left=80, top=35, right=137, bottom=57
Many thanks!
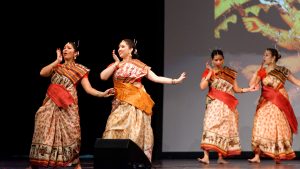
left=208, top=87, right=238, bottom=111
left=47, top=84, right=74, bottom=109
left=262, top=86, right=298, bottom=134
left=114, top=81, right=155, bottom=115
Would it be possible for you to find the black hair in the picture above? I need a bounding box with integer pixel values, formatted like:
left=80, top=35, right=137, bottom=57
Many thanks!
left=266, top=48, right=281, bottom=62
left=122, top=39, right=139, bottom=59
left=211, top=49, right=224, bottom=59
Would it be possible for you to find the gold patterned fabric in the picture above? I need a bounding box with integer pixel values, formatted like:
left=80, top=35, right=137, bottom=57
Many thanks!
left=214, top=66, right=237, bottom=85
left=55, top=62, right=89, bottom=84
left=251, top=66, right=295, bottom=161
left=113, top=59, right=149, bottom=83
left=102, top=100, right=154, bottom=161
left=200, top=69, right=241, bottom=157
left=102, top=59, right=154, bottom=162
left=29, top=63, right=89, bottom=167
left=268, top=66, right=290, bottom=84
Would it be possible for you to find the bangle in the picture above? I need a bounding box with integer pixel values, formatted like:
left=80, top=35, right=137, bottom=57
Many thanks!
left=96, top=91, right=102, bottom=97
left=172, top=79, right=176, bottom=85
left=113, top=62, right=119, bottom=70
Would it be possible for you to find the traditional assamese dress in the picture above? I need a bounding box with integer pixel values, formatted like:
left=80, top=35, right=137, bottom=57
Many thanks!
left=29, top=62, right=89, bottom=167
left=251, top=66, right=297, bottom=160
left=102, top=59, right=155, bottom=162
left=200, top=66, right=242, bottom=157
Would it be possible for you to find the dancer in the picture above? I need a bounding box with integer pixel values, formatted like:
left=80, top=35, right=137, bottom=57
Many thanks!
left=248, top=48, right=300, bottom=163
left=100, top=38, right=186, bottom=162
left=28, top=41, right=114, bottom=169
left=198, top=49, right=257, bottom=164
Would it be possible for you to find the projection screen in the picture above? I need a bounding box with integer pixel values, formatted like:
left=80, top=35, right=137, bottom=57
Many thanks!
left=163, top=0, right=300, bottom=152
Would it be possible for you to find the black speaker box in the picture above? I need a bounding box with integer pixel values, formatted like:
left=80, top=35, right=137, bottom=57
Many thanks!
left=94, top=138, right=151, bottom=169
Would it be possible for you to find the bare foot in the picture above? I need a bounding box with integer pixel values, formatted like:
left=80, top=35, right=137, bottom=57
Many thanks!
left=217, top=158, right=228, bottom=164
left=248, top=158, right=260, bottom=163
left=197, top=158, right=209, bottom=164
left=275, top=159, right=281, bottom=164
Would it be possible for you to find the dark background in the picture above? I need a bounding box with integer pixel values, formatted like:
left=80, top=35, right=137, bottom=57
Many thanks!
left=1, top=1, right=164, bottom=160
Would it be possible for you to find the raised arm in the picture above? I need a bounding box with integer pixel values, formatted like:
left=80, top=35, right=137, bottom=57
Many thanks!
left=288, top=73, right=300, bottom=87
left=146, top=70, right=186, bottom=85
left=81, top=77, right=114, bottom=97
left=233, top=80, right=258, bottom=93
left=249, top=62, right=264, bottom=87
left=40, top=48, right=62, bottom=77
left=100, top=50, right=120, bottom=80
left=199, top=62, right=213, bottom=90
left=249, top=68, right=262, bottom=87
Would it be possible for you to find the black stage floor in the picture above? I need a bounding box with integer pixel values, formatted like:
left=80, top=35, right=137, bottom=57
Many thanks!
left=1, top=158, right=300, bottom=169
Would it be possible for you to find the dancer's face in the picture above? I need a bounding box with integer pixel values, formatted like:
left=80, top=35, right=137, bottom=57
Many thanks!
left=263, top=50, right=275, bottom=65
left=212, top=54, right=224, bottom=68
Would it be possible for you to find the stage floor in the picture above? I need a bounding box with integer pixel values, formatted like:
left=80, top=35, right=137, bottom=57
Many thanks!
left=0, top=158, right=300, bottom=169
